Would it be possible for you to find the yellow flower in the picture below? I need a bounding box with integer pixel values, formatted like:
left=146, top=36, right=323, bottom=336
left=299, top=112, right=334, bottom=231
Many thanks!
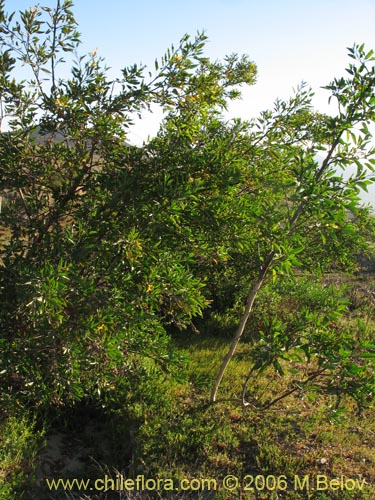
left=55, top=97, right=68, bottom=108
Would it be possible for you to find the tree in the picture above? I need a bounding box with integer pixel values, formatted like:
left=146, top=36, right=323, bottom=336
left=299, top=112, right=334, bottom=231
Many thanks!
left=0, top=0, right=256, bottom=409
left=210, top=45, right=375, bottom=405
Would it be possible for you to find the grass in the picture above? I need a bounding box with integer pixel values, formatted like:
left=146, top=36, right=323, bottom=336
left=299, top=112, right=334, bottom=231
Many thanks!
left=171, top=334, right=375, bottom=492
left=0, top=416, right=44, bottom=500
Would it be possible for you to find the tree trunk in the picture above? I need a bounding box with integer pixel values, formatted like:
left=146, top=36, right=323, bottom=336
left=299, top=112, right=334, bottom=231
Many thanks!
left=210, top=252, right=274, bottom=402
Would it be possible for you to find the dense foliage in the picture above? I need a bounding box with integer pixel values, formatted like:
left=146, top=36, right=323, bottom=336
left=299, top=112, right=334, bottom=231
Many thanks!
left=0, top=0, right=375, bottom=420
left=0, top=0, right=258, bottom=411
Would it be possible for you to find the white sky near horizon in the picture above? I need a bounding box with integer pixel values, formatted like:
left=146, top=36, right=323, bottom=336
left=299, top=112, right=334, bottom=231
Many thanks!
left=12, top=0, right=375, bottom=205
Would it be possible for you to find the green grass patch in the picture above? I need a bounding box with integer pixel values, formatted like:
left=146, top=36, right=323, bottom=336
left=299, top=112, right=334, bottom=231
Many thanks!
left=0, top=416, right=44, bottom=500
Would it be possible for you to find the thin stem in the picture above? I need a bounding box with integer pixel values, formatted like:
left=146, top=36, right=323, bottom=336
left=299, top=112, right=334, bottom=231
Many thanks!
left=50, top=0, right=60, bottom=97
left=210, top=251, right=274, bottom=402
left=242, top=367, right=327, bottom=410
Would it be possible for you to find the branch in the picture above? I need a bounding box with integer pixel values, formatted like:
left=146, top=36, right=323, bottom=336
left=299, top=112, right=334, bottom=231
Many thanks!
left=24, top=137, right=98, bottom=260
left=50, top=0, right=61, bottom=97
left=242, top=367, right=327, bottom=410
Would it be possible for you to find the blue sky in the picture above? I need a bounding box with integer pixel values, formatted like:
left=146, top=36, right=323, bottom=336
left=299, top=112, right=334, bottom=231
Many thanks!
left=12, top=0, right=375, bottom=205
